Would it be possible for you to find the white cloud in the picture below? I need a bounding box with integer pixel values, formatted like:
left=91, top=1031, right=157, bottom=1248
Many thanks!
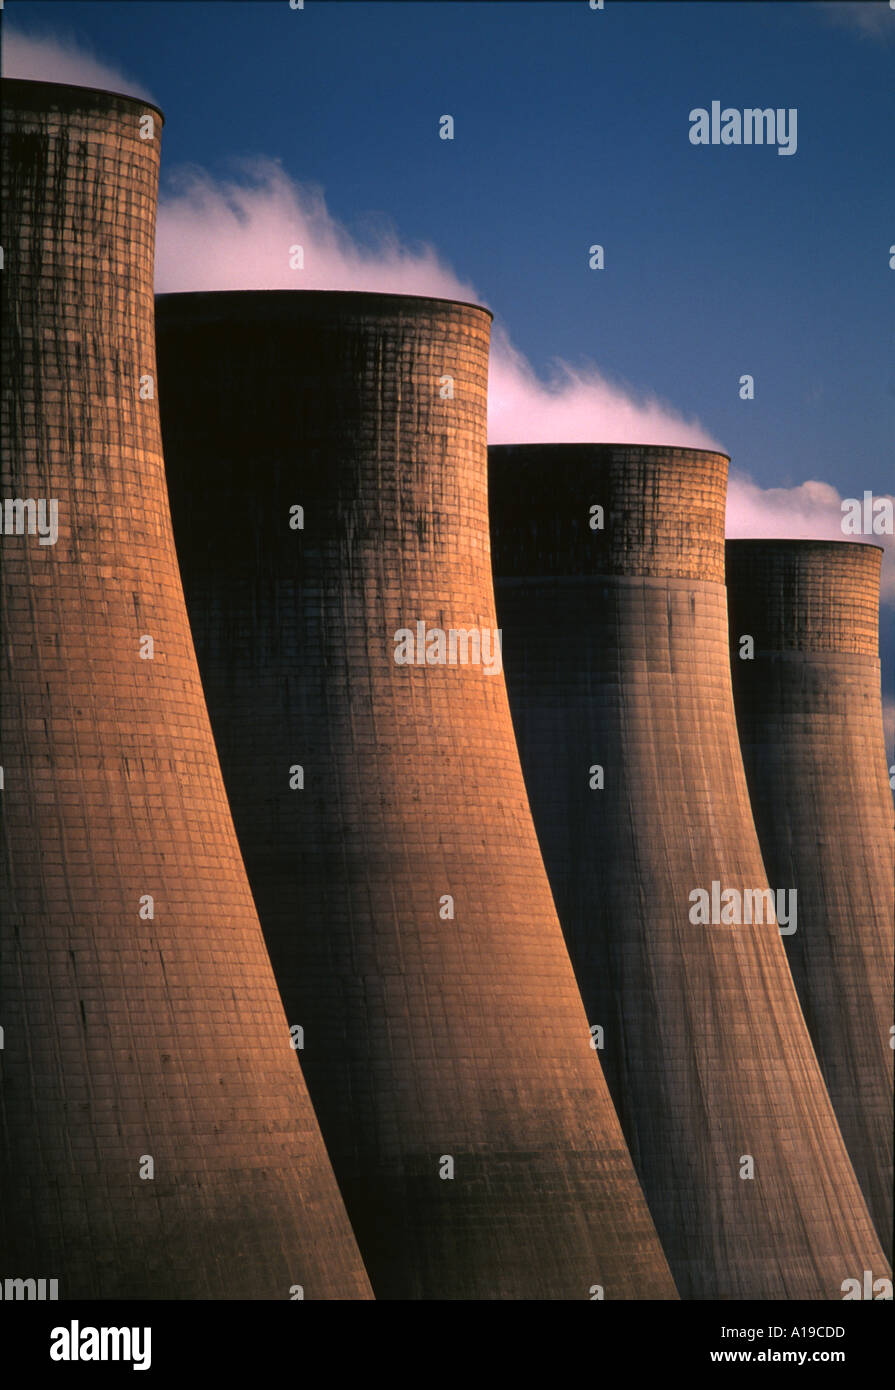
left=2, top=27, right=155, bottom=101
left=155, top=159, right=477, bottom=300
left=155, top=159, right=895, bottom=581
left=155, top=158, right=721, bottom=449
left=486, top=326, right=719, bottom=448
left=726, top=474, right=895, bottom=603
left=816, top=2, right=895, bottom=40
left=7, top=45, right=889, bottom=608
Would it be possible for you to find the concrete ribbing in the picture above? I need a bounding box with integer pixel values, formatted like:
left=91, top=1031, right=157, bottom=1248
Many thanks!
left=727, top=539, right=894, bottom=1255
left=156, top=290, right=678, bottom=1300
left=489, top=443, right=890, bottom=1299
left=0, top=79, right=373, bottom=1300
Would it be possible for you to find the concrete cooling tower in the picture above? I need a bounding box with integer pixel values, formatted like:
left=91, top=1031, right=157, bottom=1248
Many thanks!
left=154, top=290, right=678, bottom=1301
left=726, top=539, right=894, bottom=1255
left=488, top=443, right=890, bottom=1300
left=0, top=79, right=372, bottom=1299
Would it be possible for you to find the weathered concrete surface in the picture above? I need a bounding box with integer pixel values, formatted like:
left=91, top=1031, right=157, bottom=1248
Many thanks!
left=156, top=291, right=678, bottom=1301
left=0, top=80, right=373, bottom=1300
left=727, top=539, right=894, bottom=1256
left=489, top=443, right=890, bottom=1299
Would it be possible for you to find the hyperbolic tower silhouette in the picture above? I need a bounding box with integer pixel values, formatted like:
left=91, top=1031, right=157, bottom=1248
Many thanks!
left=155, top=290, right=678, bottom=1300
left=488, top=443, right=890, bottom=1299
left=727, top=539, right=894, bottom=1254
left=0, top=79, right=372, bottom=1299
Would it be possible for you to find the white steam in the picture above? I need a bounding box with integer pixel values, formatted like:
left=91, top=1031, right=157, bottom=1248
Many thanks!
left=726, top=475, right=895, bottom=602
left=486, top=325, right=719, bottom=448
left=2, top=27, right=155, bottom=102
left=5, top=36, right=891, bottom=617
left=155, top=159, right=895, bottom=611
left=156, top=160, right=479, bottom=302
left=817, top=2, right=895, bottom=41
left=154, top=159, right=720, bottom=449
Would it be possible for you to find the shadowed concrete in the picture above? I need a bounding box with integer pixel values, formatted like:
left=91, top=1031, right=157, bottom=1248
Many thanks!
left=727, top=539, right=894, bottom=1256
left=156, top=290, right=678, bottom=1301
left=0, top=80, right=373, bottom=1300
left=489, top=443, right=890, bottom=1299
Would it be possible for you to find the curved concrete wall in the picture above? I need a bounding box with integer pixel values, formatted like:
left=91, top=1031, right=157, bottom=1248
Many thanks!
left=155, top=291, right=678, bottom=1301
left=489, top=443, right=889, bottom=1299
left=0, top=80, right=372, bottom=1300
left=727, top=539, right=894, bottom=1254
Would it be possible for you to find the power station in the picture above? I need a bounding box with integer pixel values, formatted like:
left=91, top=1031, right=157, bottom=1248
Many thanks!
left=3, top=70, right=889, bottom=1306
left=488, top=443, right=890, bottom=1299
left=727, top=538, right=894, bottom=1255
left=155, top=290, right=679, bottom=1301
left=0, top=79, right=373, bottom=1299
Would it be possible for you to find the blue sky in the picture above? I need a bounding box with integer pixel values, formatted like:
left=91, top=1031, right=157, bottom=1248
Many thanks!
left=5, top=0, right=894, bottom=733
left=7, top=0, right=893, bottom=494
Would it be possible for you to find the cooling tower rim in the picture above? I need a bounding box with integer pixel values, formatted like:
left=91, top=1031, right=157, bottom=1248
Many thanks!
left=154, top=289, right=493, bottom=321
left=726, top=538, right=884, bottom=555
left=487, top=442, right=730, bottom=463
left=1, top=75, right=164, bottom=123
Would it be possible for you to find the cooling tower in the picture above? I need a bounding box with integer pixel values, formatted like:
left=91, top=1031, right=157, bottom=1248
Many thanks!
left=726, top=539, right=894, bottom=1254
left=0, top=79, right=372, bottom=1300
left=488, top=443, right=890, bottom=1299
left=154, top=290, right=678, bottom=1301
